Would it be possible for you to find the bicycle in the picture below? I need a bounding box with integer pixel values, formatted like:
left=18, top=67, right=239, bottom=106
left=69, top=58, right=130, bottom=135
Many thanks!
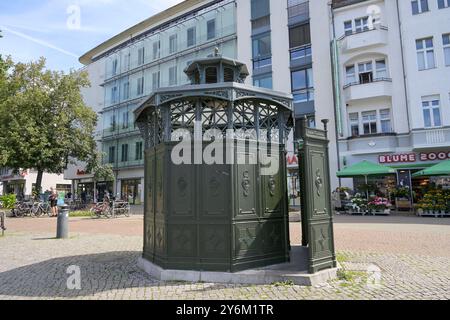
left=89, top=202, right=112, bottom=219
left=12, top=201, right=34, bottom=218
left=32, top=201, right=52, bottom=217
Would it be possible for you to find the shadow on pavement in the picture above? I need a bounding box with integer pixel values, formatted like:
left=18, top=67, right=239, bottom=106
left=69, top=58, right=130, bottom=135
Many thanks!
left=0, top=251, right=165, bottom=298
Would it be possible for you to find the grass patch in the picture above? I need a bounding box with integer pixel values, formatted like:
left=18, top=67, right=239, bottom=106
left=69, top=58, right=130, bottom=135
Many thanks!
left=69, top=211, right=92, bottom=217
left=336, top=252, right=350, bottom=264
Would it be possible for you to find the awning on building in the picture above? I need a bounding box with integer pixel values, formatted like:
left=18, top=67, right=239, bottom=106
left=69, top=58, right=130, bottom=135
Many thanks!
left=337, top=160, right=396, bottom=178
left=412, top=160, right=450, bottom=178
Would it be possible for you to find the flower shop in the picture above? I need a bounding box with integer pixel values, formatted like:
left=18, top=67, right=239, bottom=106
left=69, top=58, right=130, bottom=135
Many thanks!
left=335, top=160, right=450, bottom=217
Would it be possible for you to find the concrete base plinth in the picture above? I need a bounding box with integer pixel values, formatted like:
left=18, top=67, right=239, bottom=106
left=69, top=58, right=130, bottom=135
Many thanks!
left=138, top=246, right=338, bottom=286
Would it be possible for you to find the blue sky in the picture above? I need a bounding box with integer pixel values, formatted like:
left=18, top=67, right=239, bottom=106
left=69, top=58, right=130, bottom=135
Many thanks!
left=0, top=0, right=184, bottom=72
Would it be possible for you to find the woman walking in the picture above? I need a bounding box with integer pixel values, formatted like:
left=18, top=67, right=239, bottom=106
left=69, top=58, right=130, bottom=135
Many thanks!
left=48, top=187, right=58, bottom=217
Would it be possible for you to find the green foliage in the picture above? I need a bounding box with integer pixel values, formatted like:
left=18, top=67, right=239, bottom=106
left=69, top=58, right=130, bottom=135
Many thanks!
left=85, top=151, right=115, bottom=183
left=69, top=211, right=92, bottom=217
left=0, top=57, right=99, bottom=191
left=0, top=194, right=17, bottom=210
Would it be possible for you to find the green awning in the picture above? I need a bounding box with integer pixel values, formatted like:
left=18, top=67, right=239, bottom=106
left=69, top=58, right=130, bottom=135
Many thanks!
left=337, top=160, right=396, bottom=178
left=412, top=160, right=450, bottom=178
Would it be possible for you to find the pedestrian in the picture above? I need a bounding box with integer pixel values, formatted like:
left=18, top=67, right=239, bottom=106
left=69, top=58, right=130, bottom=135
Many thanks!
left=48, top=187, right=58, bottom=217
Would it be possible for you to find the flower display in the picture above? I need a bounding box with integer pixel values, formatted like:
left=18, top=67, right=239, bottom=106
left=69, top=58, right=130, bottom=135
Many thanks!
left=417, top=189, right=450, bottom=213
left=368, top=197, right=391, bottom=212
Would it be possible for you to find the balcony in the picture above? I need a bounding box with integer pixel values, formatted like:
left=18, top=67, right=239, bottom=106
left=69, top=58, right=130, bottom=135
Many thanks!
left=343, top=78, right=392, bottom=102
left=341, top=26, right=388, bottom=53
left=412, top=127, right=450, bottom=150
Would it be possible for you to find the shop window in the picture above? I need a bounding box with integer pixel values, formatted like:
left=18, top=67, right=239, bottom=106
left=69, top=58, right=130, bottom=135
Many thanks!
left=362, top=111, right=377, bottom=135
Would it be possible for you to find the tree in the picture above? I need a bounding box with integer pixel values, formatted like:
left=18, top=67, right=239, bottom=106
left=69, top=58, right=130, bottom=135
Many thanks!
left=0, top=57, right=110, bottom=194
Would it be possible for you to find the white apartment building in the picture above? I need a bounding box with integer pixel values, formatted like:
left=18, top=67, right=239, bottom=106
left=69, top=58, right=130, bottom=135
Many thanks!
left=75, top=0, right=339, bottom=205
left=332, top=0, right=450, bottom=192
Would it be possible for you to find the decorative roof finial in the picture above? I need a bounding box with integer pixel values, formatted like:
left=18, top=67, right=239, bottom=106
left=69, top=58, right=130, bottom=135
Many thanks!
left=214, top=47, right=220, bottom=57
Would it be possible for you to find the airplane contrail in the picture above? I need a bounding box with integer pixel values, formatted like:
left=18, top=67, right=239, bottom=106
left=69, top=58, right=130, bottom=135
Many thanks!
left=1, top=25, right=79, bottom=58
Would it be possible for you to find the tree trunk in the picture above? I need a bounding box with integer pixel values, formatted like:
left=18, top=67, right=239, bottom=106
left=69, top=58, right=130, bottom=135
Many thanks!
left=35, top=169, right=44, bottom=198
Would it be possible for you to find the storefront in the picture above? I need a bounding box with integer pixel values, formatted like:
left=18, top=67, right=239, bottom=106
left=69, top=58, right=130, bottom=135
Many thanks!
left=121, top=178, right=142, bottom=205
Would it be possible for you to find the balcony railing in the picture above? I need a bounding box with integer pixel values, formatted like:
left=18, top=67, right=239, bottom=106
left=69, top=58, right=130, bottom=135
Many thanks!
left=293, top=88, right=314, bottom=103
left=288, top=0, right=309, bottom=20
left=290, top=44, right=312, bottom=61
left=343, top=77, right=392, bottom=89
left=253, top=56, right=272, bottom=70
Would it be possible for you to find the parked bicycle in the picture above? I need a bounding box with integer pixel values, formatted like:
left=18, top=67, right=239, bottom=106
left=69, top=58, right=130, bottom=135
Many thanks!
left=89, top=202, right=112, bottom=219
left=12, top=201, right=34, bottom=218
left=111, top=200, right=131, bottom=218
left=32, top=201, right=52, bottom=217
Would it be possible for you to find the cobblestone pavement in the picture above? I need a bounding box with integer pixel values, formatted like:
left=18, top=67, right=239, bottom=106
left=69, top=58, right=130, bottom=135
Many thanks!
left=0, top=216, right=449, bottom=300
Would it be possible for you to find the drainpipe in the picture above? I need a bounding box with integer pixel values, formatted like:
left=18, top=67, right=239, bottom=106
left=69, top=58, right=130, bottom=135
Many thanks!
left=396, top=0, right=411, bottom=133
left=329, top=2, right=343, bottom=187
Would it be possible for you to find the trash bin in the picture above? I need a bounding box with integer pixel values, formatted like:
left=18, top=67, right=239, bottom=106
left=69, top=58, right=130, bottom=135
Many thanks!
left=57, top=204, right=69, bottom=239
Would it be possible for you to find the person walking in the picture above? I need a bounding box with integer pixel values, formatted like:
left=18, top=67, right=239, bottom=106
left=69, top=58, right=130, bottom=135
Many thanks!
left=48, top=187, right=58, bottom=217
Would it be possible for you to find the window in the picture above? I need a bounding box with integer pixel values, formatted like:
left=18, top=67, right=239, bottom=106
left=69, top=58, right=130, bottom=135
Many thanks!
left=251, top=15, right=270, bottom=31
left=108, top=146, right=115, bottom=164
left=349, top=113, right=359, bottom=137
left=438, top=0, right=450, bottom=8
left=123, top=82, right=130, bottom=100
left=251, top=0, right=270, bottom=20
left=289, top=24, right=311, bottom=49
left=422, top=99, right=442, bottom=127
left=169, top=35, right=177, bottom=54
left=152, top=72, right=160, bottom=90
left=345, top=65, right=356, bottom=85
left=380, top=109, right=392, bottom=133
left=138, top=48, right=145, bottom=66
left=207, top=19, right=216, bottom=40
left=110, top=114, right=116, bottom=132
left=358, top=62, right=373, bottom=84
left=205, top=67, right=217, bottom=84
left=121, top=144, right=129, bottom=162
left=187, top=27, right=196, bottom=47
left=376, top=59, right=387, bottom=78
left=354, top=17, right=369, bottom=33
left=122, top=112, right=129, bottom=129
left=152, top=41, right=160, bottom=60
left=124, top=53, right=131, bottom=71
left=443, top=34, right=450, bottom=66
left=344, top=21, right=353, bottom=36
left=224, top=68, right=234, bottom=82
left=292, top=68, right=314, bottom=103
left=287, top=0, right=309, bottom=20
left=135, top=142, right=143, bottom=161
left=112, top=59, right=118, bottom=75
left=362, top=111, right=377, bottom=135
left=253, top=75, right=272, bottom=89
left=111, top=86, right=118, bottom=104
left=252, top=33, right=271, bottom=58
left=416, top=37, right=435, bottom=70
left=137, top=77, right=144, bottom=96
left=412, top=0, right=429, bottom=14
left=169, top=66, right=177, bottom=86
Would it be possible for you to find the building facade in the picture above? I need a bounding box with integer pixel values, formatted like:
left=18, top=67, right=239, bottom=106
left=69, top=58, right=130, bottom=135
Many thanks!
left=78, top=0, right=339, bottom=205
left=332, top=0, right=450, bottom=193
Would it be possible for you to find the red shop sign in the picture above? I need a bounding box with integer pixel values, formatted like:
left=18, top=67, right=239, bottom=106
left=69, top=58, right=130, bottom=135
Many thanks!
left=420, top=152, right=450, bottom=161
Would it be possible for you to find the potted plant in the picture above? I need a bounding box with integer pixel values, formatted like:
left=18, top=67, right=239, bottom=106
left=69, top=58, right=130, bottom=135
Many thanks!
left=349, top=193, right=367, bottom=215
left=0, top=194, right=16, bottom=235
left=368, top=197, right=391, bottom=215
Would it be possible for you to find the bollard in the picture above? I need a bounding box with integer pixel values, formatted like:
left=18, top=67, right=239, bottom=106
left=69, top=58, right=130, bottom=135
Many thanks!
left=56, top=204, right=69, bottom=239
